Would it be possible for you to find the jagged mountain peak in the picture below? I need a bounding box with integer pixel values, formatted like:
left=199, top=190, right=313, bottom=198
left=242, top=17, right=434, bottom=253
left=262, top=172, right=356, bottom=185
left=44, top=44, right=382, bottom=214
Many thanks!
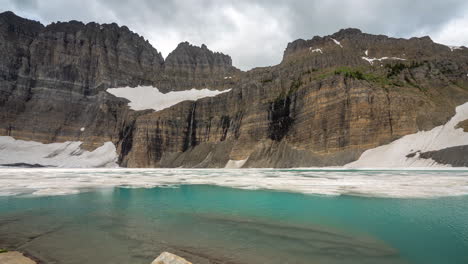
left=0, top=10, right=44, bottom=34
left=282, top=27, right=462, bottom=65
left=331, top=28, right=363, bottom=38
left=169, top=42, right=231, bottom=59
left=0, top=10, right=17, bottom=17
left=166, top=41, right=233, bottom=67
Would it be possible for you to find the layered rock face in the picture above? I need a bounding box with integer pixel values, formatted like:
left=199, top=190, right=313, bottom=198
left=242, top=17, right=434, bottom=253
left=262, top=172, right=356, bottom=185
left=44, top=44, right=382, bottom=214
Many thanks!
left=0, top=11, right=235, bottom=151
left=1, top=12, right=468, bottom=167
left=122, top=29, right=468, bottom=167
left=0, top=11, right=164, bottom=150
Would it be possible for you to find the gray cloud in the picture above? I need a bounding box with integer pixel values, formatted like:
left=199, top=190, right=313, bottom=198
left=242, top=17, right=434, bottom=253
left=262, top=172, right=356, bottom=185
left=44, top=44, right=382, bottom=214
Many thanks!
left=1, top=0, right=468, bottom=70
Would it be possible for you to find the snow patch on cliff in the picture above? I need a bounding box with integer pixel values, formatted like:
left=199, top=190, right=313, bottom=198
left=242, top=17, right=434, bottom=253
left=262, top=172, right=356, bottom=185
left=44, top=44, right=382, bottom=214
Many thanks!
left=361, top=56, right=406, bottom=65
left=346, top=102, right=468, bottom=168
left=448, top=45, right=462, bottom=52
left=0, top=136, right=118, bottom=168
left=309, top=47, right=323, bottom=53
left=331, top=38, right=343, bottom=48
left=107, top=86, right=230, bottom=111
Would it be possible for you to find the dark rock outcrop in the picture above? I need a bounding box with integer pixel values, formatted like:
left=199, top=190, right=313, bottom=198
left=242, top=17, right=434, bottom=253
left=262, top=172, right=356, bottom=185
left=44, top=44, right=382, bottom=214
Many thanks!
left=418, top=145, right=468, bottom=167
left=1, top=11, right=468, bottom=168
left=456, top=119, right=468, bottom=132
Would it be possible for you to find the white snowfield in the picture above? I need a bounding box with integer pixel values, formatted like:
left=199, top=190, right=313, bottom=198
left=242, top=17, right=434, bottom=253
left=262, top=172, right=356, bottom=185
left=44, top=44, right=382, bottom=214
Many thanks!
left=224, top=159, right=248, bottom=169
left=331, top=38, right=343, bottom=48
left=448, top=45, right=462, bottom=52
left=0, top=136, right=118, bottom=168
left=361, top=56, right=406, bottom=65
left=347, top=102, right=468, bottom=168
left=309, top=47, right=323, bottom=54
left=106, top=86, right=230, bottom=111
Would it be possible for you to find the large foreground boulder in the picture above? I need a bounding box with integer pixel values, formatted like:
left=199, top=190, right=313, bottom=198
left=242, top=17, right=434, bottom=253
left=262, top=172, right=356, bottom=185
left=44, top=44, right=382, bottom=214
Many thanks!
left=151, top=252, right=192, bottom=264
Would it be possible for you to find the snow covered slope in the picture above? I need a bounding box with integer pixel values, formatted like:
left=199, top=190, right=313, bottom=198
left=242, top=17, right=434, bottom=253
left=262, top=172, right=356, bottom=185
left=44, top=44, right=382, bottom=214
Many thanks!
left=0, top=136, right=118, bottom=168
left=106, top=86, right=230, bottom=111
left=346, top=102, right=468, bottom=168
left=225, top=159, right=248, bottom=169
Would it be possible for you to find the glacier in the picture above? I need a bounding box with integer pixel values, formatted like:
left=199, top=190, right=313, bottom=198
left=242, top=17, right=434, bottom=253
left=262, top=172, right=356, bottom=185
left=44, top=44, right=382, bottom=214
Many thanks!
left=106, top=86, right=230, bottom=111
left=0, top=136, right=118, bottom=168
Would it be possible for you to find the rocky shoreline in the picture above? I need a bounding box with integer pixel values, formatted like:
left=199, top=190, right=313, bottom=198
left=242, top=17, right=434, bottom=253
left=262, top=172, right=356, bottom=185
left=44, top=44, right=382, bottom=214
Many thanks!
left=0, top=250, right=192, bottom=264
left=0, top=251, right=37, bottom=264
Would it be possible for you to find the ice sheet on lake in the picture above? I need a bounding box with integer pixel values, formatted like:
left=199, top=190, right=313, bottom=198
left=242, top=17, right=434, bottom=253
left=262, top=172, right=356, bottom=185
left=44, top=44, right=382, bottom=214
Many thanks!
left=0, top=136, right=118, bottom=168
left=107, top=86, right=230, bottom=111
left=0, top=168, right=467, bottom=198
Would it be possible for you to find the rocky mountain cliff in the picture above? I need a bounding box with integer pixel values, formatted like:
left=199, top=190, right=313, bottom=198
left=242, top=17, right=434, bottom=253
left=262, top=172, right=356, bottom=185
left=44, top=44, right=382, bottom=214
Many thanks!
left=1, top=11, right=468, bottom=167
left=160, top=42, right=239, bottom=92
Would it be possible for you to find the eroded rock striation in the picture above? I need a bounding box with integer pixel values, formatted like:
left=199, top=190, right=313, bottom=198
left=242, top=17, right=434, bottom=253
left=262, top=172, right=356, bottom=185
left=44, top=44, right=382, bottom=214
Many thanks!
left=1, top=12, right=468, bottom=167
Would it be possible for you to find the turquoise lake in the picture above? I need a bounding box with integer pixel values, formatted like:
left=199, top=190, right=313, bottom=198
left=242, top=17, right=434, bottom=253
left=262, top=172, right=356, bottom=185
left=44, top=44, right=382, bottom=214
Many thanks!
left=1, top=180, right=468, bottom=264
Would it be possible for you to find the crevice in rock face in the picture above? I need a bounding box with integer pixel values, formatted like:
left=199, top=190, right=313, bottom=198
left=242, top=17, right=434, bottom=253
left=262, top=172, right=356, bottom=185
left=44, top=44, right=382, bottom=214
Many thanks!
left=220, top=115, right=230, bottom=141
left=385, top=91, right=393, bottom=136
left=268, top=94, right=294, bottom=141
left=233, top=111, right=244, bottom=139
left=183, top=103, right=197, bottom=151
left=147, top=120, right=163, bottom=162
left=118, top=120, right=135, bottom=164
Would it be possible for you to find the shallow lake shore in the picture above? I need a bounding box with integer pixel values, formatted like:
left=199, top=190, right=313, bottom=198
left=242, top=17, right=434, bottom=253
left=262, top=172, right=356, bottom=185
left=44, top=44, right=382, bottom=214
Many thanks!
left=0, top=251, right=37, bottom=264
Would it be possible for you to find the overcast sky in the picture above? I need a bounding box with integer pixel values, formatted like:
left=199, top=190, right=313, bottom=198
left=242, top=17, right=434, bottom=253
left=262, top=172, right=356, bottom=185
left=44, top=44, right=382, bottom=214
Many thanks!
left=2, top=0, right=468, bottom=70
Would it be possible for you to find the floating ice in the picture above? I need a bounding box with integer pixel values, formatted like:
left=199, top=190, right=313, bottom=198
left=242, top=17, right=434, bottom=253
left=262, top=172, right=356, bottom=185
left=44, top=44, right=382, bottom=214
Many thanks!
left=106, top=86, right=230, bottom=112
left=347, top=102, right=468, bottom=168
left=0, top=136, right=118, bottom=168
left=0, top=168, right=467, bottom=198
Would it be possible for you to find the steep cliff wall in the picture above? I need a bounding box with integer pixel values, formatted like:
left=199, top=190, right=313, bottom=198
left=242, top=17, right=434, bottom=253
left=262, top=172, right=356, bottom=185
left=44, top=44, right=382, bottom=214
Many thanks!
left=0, top=11, right=236, bottom=152
left=121, top=29, right=468, bottom=167
left=1, top=12, right=468, bottom=167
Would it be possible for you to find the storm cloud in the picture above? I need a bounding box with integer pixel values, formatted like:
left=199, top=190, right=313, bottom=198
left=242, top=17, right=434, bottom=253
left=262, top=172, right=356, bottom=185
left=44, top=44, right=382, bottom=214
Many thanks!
left=2, top=0, right=468, bottom=70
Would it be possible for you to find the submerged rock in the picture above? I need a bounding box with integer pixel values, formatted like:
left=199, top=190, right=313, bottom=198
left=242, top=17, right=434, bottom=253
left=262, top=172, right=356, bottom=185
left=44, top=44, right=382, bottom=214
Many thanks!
left=151, top=252, right=192, bottom=264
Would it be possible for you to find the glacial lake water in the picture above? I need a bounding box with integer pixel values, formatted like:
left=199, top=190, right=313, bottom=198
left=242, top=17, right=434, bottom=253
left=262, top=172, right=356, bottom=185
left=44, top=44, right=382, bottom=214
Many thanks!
left=0, top=168, right=468, bottom=264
